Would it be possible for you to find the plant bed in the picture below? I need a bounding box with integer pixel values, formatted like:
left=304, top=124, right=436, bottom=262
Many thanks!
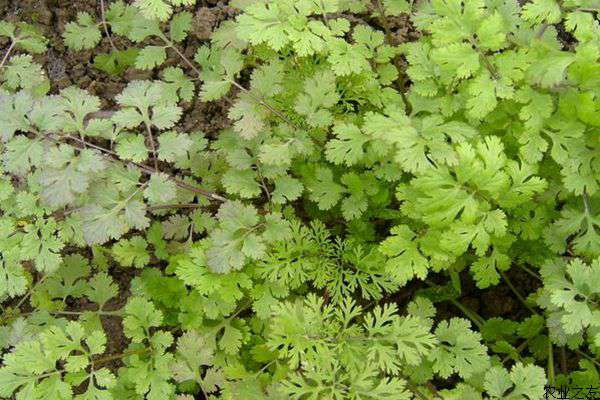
left=0, top=0, right=598, bottom=399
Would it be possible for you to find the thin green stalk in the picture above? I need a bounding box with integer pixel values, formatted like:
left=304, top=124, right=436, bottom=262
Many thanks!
left=449, top=298, right=485, bottom=330
left=500, top=270, right=537, bottom=315
left=516, top=263, right=541, bottom=281
left=575, top=349, right=600, bottom=368
left=548, top=341, right=555, bottom=386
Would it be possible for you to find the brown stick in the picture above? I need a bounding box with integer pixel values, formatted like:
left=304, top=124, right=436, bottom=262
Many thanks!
left=144, top=121, right=159, bottom=170
left=44, top=132, right=227, bottom=202
left=159, top=33, right=301, bottom=130
left=99, top=0, right=118, bottom=52
left=373, top=0, right=413, bottom=114
left=0, top=41, right=16, bottom=69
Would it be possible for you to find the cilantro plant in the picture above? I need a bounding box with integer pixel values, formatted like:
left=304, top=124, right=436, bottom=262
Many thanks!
left=0, top=0, right=599, bottom=398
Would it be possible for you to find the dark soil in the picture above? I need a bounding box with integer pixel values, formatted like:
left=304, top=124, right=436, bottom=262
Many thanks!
left=2, top=0, right=234, bottom=135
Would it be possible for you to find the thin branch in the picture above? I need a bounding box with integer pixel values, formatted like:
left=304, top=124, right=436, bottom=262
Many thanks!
left=560, top=347, right=568, bottom=375
left=44, top=132, right=227, bottom=202
left=15, top=275, right=48, bottom=309
left=319, top=0, right=331, bottom=28
left=92, top=348, right=150, bottom=366
left=548, top=342, right=555, bottom=386
left=468, top=37, right=500, bottom=80
left=374, top=0, right=393, bottom=44
left=255, top=165, right=272, bottom=205
left=575, top=349, right=600, bottom=368
left=501, top=338, right=529, bottom=364
left=0, top=41, right=16, bottom=69
left=48, top=309, right=122, bottom=317
left=158, top=32, right=301, bottom=131
left=405, top=381, right=436, bottom=400
left=144, top=121, right=159, bottom=170
left=516, top=263, right=541, bottom=281
left=99, top=0, right=118, bottom=52
left=449, top=298, right=485, bottom=329
left=229, top=79, right=301, bottom=129
left=148, top=203, right=203, bottom=211
left=500, top=270, right=538, bottom=315
left=373, top=0, right=413, bottom=114
left=582, top=189, right=592, bottom=215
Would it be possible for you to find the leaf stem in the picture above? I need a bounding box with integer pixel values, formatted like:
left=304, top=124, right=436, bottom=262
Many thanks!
left=468, top=37, right=500, bottom=80
left=229, top=79, right=300, bottom=129
left=560, top=347, right=567, bottom=375
left=158, top=32, right=300, bottom=130
left=582, top=189, right=592, bottom=215
left=499, top=270, right=538, bottom=315
left=99, top=0, right=118, bottom=52
left=51, top=309, right=122, bottom=316
left=92, top=347, right=150, bottom=365
left=43, top=132, right=227, bottom=202
left=501, top=338, right=529, bottom=364
left=448, top=298, right=485, bottom=329
left=15, top=274, right=48, bottom=309
left=575, top=349, right=600, bottom=368
left=148, top=203, right=203, bottom=211
left=516, top=263, right=541, bottom=281
left=0, top=40, right=16, bottom=69
left=144, top=120, right=159, bottom=170
left=373, top=0, right=413, bottom=114
left=548, top=341, right=555, bottom=386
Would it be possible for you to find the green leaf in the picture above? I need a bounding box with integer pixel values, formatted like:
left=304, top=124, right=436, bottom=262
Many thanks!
left=484, top=363, right=546, bottom=399
left=86, top=273, right=119, bottom=307
left=219, top=323, right=243, bottom=355
left=428, top=318, right=490, bottom=379
left=1, top=55, right=50, bottom=96
left=170, top=11, right=193, bottom=42
left=0, top=254, right=28, bottom=298
left=325, top=123, right=368, bottom=166
left=206, top=201, right=268, bottom=273
left=112, top=236, right=150, bottom=268
left=307, top=167, right=345, bottom=210
left=20, top=219, right=65, bottom=273
left=0, top=21, right=15, bottom=38
left=123, top=297, right=163, bottom=342
left=63, top=12, right=101, bottom=50
left=134, top=0, right=174, bottom=21
left=161, top=67, right=195, bottom=102
left=380, top=225, right=429, bottom=286
left=116, top=133, right=149, bottom=162
left=135, top=46, right=167, bottom=70
left=93, top=49, right=139, bottom=76
left=157, top=131, right=192, bottom=162
left=144, top=173, right=177, bottom=204
left=476, top=12, right=506, bottom=51
left=431, top=43, right=480, bottom=82
left=272, top=176, right=303, bottom=204
left=522, top=0, right=562, bottom=24
left=14, top=23, right=48, bottom=53
left=151, top=104, right=182, bottom=129
left=382, top=0, right=410, bottom=16
left=222, top=169, right=261, bottom=199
